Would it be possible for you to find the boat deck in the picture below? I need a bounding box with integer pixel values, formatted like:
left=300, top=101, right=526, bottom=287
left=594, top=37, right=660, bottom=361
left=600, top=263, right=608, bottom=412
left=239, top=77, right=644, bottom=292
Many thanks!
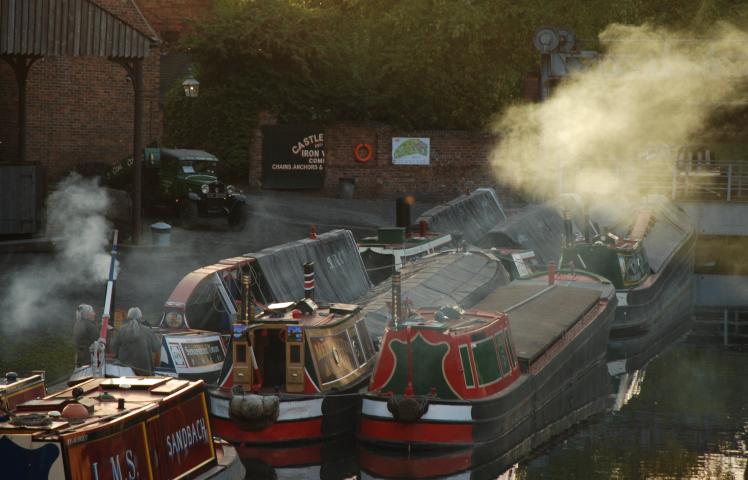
left=474, top=283, right=601, bottom=363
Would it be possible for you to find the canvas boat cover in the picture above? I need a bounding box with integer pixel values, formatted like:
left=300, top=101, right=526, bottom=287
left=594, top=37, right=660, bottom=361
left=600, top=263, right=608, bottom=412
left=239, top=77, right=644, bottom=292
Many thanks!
left=247, top=229, right=372, bottom=304
left=473, top=283, right=601, bottom=363
left=358, top=251, right=510, bottom=337
left=476, top=204, right=566, bottom=265
left=417, top=188, right=507, bottom=244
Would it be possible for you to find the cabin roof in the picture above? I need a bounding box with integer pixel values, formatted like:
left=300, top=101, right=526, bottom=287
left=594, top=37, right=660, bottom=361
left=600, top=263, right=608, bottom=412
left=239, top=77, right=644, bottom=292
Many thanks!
left=473, top=283, right=601, bottom=363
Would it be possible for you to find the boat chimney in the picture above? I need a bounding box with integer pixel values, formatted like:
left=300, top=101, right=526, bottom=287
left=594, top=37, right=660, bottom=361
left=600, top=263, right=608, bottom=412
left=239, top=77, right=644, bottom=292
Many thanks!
left=563, top=210, right=574, bottom=248
left=303, top=261, right=315, bottom=301
left=548, top=262, right=556, bottom=285
left=309, top=225, right=317, bottom=239
left=419, top=220, right=428, bottom=237
left=241, top=271, right=253, bottom=325
left=391, top=269, right=403, bottom=329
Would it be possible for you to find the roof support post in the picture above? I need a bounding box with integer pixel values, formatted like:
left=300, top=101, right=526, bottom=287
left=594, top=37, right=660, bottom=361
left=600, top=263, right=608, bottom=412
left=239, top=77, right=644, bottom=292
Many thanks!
left=2, top=55, right=41, bottom=163
left=112, top=58, right=144, bottom=244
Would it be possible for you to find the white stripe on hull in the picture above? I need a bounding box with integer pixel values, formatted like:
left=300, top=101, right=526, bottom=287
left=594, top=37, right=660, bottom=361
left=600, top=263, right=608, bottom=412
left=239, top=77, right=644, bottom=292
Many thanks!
left=210, top=394, right=324, bottom=421
left=362, top=398, right=473, bottom=422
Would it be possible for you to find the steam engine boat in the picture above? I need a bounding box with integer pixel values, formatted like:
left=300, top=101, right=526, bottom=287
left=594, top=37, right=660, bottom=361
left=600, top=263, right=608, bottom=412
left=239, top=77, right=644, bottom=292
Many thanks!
left=207, top=264, right=377, bottom=446
left=0, top=374, right=244, bottom=479
left=358, top=269, right=616, bottom=470
left=560, top=196, right=695, bottom=374
left=70, top=231, right=228, bottom=385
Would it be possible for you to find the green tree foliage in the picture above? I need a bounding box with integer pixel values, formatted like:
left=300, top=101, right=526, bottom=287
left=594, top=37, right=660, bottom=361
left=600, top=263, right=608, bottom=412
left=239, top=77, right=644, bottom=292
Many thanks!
left=164, top=0, right=747, bottom=175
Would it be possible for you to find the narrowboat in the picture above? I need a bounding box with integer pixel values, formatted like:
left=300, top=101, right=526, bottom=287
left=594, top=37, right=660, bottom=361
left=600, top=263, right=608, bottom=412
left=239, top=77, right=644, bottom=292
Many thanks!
left=559, top=195, right=695, bottom=374
left=70, top=231, right=228, bottom=385
left=358, top=268, right=616, bottom=466
left=207, top=263, right=377, bottom=446
left=0, top=375, right=244, bottom=479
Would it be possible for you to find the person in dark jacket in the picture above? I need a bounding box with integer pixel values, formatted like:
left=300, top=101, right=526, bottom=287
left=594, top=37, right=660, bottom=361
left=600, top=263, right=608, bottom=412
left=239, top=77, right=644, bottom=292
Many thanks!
left=73, top=304, right=98, bottom=367
left=110, top=307, right=162, bottom=375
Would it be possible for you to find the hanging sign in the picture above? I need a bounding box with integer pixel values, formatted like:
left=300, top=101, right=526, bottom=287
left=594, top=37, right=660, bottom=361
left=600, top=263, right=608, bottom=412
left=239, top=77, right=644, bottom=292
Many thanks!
left=262, top=125, right=325, bottom=188
left=392, top=137, right=430, bottom=165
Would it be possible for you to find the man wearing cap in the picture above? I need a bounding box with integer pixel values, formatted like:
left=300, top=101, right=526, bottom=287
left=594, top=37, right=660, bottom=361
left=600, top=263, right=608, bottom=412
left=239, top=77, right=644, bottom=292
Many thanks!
left=110, top=307, right=162, bottom=375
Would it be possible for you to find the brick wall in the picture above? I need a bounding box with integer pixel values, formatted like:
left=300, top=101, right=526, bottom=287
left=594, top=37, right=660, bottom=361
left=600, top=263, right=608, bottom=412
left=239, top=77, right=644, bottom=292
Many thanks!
left=249, top=122, right=504, bottom=200
left=137, top=0, right=214, bottom=44
left=0, top=52, right=161, bottom=180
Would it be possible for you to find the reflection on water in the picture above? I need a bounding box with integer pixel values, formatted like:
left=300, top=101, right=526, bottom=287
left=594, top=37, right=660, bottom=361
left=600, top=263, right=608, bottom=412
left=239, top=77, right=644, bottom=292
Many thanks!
left=236, top=345, right=747, bottom=479
left=518, top=346, right=748, bottom=480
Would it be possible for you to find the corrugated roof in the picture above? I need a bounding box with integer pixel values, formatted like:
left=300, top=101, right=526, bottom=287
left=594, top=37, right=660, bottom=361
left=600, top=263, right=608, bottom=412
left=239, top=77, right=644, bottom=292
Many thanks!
left=1, top=0, right=154, bottom=58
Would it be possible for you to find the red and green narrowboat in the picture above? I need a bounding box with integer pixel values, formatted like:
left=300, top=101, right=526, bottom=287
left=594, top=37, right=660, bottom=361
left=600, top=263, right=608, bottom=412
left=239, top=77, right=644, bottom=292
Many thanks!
left=358, top=269, right=616, bottom=470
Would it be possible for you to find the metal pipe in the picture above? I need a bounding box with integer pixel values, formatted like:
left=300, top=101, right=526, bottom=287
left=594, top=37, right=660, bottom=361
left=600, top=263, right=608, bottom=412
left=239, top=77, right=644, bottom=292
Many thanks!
left=132, top=59, right=144, bottom=245
left=391, top=270, right=402, bottom=329
left=241, top=273, right=252, bottom=325
left=303, top=261, right=315, bottom=300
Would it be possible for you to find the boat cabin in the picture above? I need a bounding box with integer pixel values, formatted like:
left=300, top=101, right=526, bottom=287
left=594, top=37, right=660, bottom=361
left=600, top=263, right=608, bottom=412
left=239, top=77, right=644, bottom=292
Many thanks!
left=224, top=300, right=376, bottom=395
left=0, top=377, right=222, bottom=479
left=368, top=307, right=521, bottom=400
left=561, top=211, right=654, bottom=289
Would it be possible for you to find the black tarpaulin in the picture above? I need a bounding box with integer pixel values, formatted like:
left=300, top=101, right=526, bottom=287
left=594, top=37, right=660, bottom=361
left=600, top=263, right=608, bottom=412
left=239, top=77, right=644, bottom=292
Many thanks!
left=246, top=229, right=372, bottom=304
left=417, top=188, right=507, bottom=244
left=477, top=204, right=566, bottom=264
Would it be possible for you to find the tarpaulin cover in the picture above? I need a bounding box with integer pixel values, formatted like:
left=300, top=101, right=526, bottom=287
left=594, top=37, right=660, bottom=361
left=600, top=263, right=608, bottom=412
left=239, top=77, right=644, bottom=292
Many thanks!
left=417, top=188, right=507, bottom=244
left=476, top=204, right=566, bottom=264
left=246, top=229, right=372, bottom=304
left=357, top=251, right=510, bottom=337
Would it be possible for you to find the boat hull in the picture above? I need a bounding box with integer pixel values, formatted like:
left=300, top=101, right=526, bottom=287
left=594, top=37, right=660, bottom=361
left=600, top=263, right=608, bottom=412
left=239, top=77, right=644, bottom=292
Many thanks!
left=208, top=387, right=364, bottom=446
left=607, top=233, right=695, bottom=372
left=358, top=298, right=614, bottom=462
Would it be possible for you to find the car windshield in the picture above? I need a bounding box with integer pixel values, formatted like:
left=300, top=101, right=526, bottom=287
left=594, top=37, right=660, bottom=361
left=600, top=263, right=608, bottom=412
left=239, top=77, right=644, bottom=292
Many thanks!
left=180, top=160, right=215, bottom=174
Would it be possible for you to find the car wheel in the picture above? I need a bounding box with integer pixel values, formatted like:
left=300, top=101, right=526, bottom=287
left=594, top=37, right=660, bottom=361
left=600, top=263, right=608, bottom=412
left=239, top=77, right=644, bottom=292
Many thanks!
left=180, top=201, right=198, bottom=229
left=227, top=204, right=247, bottom=231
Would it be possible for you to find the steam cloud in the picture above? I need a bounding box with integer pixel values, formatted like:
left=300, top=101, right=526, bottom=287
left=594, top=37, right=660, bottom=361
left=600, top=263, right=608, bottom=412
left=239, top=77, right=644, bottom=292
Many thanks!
left=0, top=173, right=114, bottom=331
left=490, top=22, right=748, bottom=201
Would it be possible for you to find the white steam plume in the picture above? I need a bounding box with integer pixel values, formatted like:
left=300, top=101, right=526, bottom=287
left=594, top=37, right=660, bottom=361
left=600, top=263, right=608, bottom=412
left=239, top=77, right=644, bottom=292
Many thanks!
left=0, top=173, right=115, bottom=331
left=490, top=22, right=748, bottom=201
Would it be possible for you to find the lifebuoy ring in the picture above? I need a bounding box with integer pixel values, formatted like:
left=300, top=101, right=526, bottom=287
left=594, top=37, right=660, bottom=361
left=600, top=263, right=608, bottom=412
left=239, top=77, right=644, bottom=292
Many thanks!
left=354, top=143, right=373, bottom=163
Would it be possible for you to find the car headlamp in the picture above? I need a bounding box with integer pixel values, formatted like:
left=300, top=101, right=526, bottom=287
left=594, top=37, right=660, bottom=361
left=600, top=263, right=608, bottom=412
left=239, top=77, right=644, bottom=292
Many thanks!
left=201, top=184, right=210, bottom=194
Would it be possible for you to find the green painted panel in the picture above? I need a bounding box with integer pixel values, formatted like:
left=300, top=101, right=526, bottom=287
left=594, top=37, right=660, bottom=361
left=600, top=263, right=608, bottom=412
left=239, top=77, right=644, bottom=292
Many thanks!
left=382, top=335, right=457, bottom=399
left=473, top=339, right=501, bottom=386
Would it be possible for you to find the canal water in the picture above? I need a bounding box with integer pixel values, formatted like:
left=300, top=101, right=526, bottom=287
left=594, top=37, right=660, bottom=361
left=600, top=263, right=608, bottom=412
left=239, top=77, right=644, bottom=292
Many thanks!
left=240, top=343, right=747, bottom=479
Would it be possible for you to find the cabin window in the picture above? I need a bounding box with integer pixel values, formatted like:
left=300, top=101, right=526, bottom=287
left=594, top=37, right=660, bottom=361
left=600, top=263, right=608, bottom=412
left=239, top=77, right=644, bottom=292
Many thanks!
left=618, top=252, right=648, bottom=284
left=472, top=338, right=502, bottom=386
left=356, top=321, right=376, bottom=360
left=290, top=344, right=301, bottom=363
left=308, top=331, right=358, bottom=385
left=503, top=329, right=516, bottom=369
left=235, top=344, right=247, bottom=363
left=459, top=345, right=475, bottom=388
left=347, top=327, right=366, bottom=366
left=495, top=336, right=511, bottom=374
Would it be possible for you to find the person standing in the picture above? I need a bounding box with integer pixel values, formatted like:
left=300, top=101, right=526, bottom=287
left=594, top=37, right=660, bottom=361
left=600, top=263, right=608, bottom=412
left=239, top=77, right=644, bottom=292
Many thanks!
left=73, top=304, right=99, bottom=367
left=110, top=307, right=162, bottom=375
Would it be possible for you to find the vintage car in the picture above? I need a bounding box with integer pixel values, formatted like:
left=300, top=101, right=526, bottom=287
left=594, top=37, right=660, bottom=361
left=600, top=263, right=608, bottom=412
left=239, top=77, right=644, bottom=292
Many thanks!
left=106, top=147, right=247, bottom=230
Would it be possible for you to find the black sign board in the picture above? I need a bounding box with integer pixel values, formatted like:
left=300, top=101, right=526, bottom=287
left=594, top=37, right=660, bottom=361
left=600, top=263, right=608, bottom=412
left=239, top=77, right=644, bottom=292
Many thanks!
left=262, top=125, right=325, bottom=189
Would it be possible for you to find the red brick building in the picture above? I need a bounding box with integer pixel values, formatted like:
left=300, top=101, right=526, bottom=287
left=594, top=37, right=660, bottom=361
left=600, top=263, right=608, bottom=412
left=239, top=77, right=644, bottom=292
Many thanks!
left=0, top=0, right=212, bottom=181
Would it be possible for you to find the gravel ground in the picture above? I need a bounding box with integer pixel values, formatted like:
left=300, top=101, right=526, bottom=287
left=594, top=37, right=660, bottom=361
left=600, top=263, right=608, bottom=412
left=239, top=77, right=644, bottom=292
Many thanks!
left=0, top=191, right=436, bottom=382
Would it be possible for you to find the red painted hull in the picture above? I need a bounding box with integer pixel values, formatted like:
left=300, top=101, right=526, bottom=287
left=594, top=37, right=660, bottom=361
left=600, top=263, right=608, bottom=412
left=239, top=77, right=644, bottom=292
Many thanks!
left=211, top=416, right=324, bottom=445
left=358, top=417, right=473, bottom=447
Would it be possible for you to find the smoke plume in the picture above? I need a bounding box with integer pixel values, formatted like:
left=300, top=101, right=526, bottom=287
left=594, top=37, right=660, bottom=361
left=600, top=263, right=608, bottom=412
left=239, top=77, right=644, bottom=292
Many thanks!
left=0, top=173, right=114, bottom=331
left=490, top=22, right=748, bottom=201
